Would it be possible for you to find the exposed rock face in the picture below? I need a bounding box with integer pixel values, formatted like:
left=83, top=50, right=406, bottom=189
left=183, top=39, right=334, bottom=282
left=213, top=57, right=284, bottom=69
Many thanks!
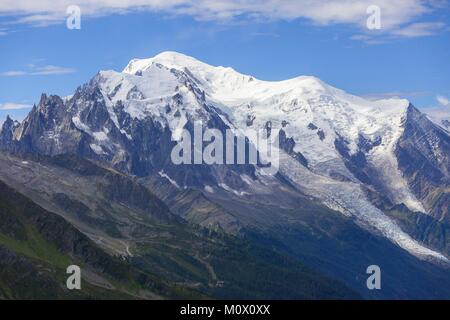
left=279, top=129, right=308, bottom=167
left=395, top=105, right=450, bottom=221
left=0, top=116, right=20, bottom=149
left=0, top=71, right=256, bottom=192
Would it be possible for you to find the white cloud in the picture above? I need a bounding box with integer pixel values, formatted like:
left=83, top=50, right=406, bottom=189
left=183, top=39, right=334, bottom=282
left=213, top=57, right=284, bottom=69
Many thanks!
left=362, top=91, right=427, bottom=100
left=0, top=65, right=76, bottom=76
left=0, top=102, right=32, bottom=110
left=424, top=105, right=450, bottom=129
left=0, top=0, right=446, bottom=38
left=31, top=65, right=76, bottom=75
left=391, top=22, right=446, bottom=37
left=437, top=95, right=450, bottom=107
left=0, top=71, right=27, bottom=76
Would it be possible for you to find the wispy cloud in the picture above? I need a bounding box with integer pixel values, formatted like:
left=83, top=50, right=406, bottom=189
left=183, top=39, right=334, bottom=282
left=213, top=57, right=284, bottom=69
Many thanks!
left=362, top=91, right=427, bottom=100
left=421, top=95, right=450, bottom=127
left=424, top=104, right=450, bottom=129
left=31, top=65, right=76, bottom=75
left=391, top=22, right=446, bottom=38
left=249, top=31, right=280, bottom=38
left=437, top=95, right=450, bottom=107
left=0, top=71, right=27, bottom=77
left=0, top=102, right=32, bottom=110
left=0, top=64, right=76, bottom=77
left=0, top=0, right=447, bottom=39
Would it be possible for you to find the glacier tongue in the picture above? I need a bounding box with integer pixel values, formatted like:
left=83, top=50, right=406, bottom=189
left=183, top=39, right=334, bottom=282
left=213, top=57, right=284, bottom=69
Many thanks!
left=278, top=151, right=446, bottom=261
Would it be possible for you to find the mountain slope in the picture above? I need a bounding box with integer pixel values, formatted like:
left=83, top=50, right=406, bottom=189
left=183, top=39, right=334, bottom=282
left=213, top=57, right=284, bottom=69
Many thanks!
left=0, top=152, right=361, bottom=299
left=0, top=179, right=203, bottom=299
left=396, top=105, right=450, bottom=222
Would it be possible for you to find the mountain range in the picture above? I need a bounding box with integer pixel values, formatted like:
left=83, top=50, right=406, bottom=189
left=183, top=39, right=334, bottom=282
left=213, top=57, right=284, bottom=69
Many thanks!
left=1, top=51, right=450, bottom=299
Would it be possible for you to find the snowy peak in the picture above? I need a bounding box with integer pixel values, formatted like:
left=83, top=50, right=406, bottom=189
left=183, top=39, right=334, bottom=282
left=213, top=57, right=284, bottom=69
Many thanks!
left=107, top=52, right=414, bottom=184
left=121, top=52, right=410, bottom=115
left=123, top=51, right=211, bottom=75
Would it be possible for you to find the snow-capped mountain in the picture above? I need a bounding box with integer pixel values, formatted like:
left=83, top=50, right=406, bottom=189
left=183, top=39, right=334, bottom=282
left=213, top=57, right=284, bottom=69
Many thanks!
left=1, top=51, right=449, bottom=263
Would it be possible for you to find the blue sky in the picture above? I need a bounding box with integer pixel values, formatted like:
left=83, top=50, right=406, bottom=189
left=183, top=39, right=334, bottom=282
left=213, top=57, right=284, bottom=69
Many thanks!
left=1, top=0, right=449, bottom=123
